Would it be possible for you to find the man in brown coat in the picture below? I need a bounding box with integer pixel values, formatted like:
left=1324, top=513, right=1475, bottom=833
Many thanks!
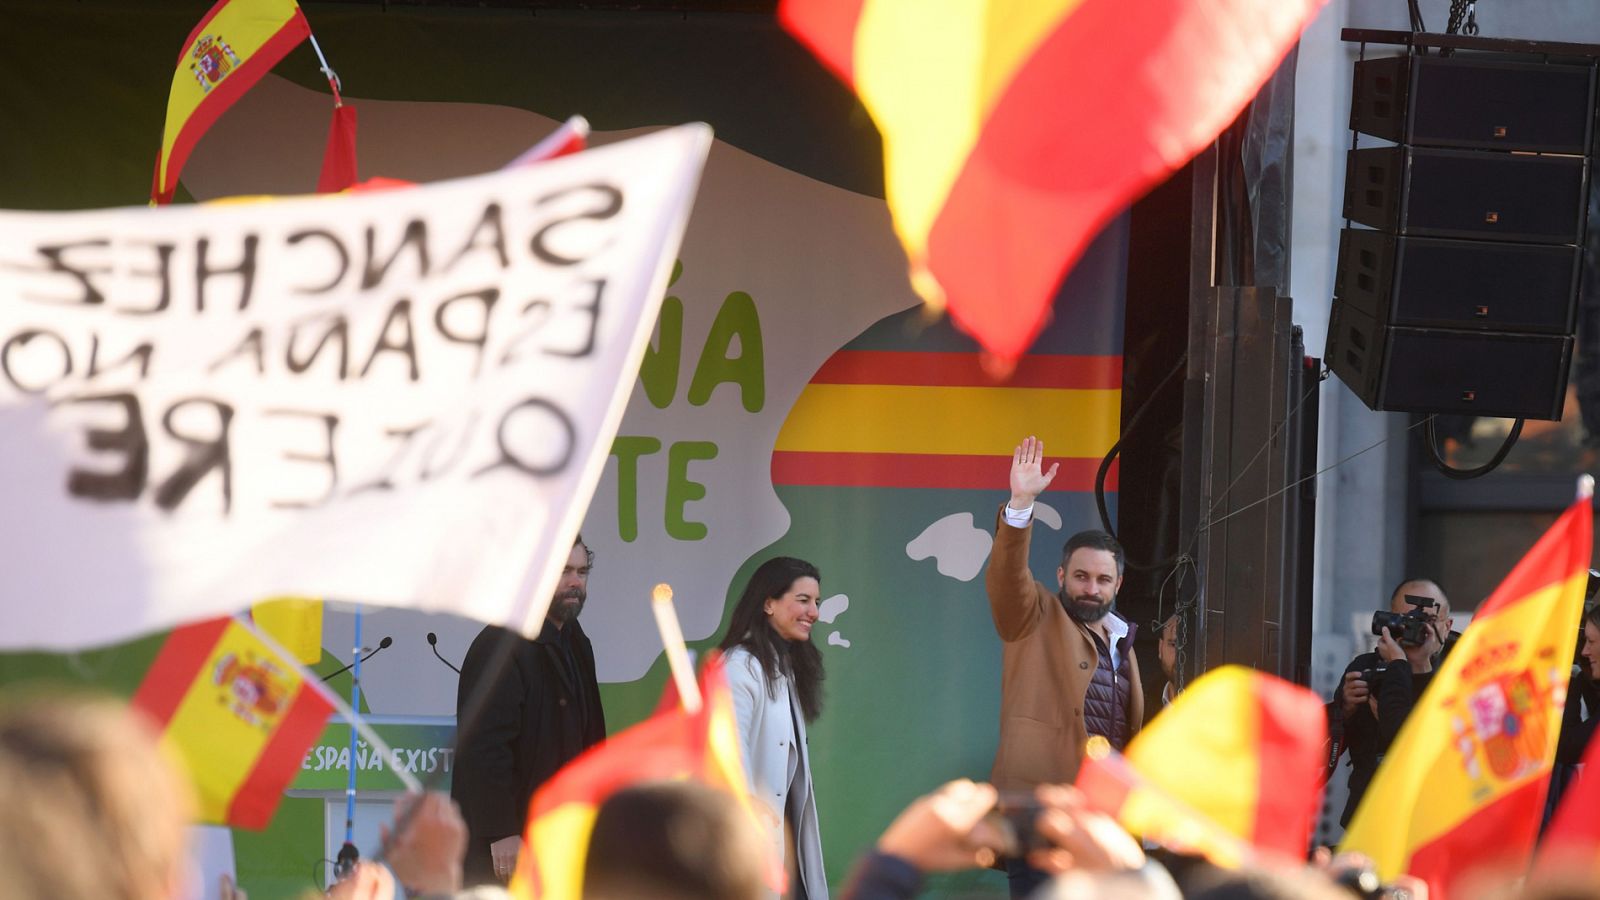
left=986, top=436, right=1144, bottom=897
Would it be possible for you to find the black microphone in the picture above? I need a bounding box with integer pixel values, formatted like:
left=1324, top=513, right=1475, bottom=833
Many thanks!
left=333, top=840, right=360, bottom=881
left=427, top=632, right=462, bottom=674
left=320, top=636, right=393, bottom=682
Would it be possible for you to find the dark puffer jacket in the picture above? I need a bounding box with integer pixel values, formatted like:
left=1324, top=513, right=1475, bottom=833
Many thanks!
left=1083, top=624, right=1139, bottom=750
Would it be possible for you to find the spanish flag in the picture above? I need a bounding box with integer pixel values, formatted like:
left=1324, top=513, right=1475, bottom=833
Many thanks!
left=780, top=0, right=1325, bottom=362
left=130, top=616, right=333, bottom=829
left=1077, top=737, right=1254, bottom=869
left=510, top=652, right=768, bottom=899
left=1122, top=665, right=1326, bottom=860
left=152, top=0, right=311, bottom=204
left=773, top=348, right=1120, bottom=490
left=1341, top=490, right=1593, bottom=896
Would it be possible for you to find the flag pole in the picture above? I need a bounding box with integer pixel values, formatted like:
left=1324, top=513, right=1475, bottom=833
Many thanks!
left=651, top=583, right=701, bottom=714
left=307, top=33, right=342, bottom=104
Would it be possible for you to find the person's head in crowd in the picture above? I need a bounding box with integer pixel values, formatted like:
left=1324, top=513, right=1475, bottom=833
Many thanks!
left=549, top=533, right=595, bottom=627
left=1518, top=880, right=1600, bottom=900
left=581, top=780, right=766, bottom=900
left=0, top=694, right=194, bottom=900
left=1582, top=602, right=1600, bottom=680
left=1158, top=615, right=1179, bottom=683
left=1035, top=868, right=1183, bottom=900
left=1057, top=530, right=1125, bottom=625
left=717, top=556, right=825, bottom=722
left=1388, top=579, right=1451, bottom=633
left=1390, top=578, right=1450, bottom=624
left=1181, top=864, right=1356, bottom=900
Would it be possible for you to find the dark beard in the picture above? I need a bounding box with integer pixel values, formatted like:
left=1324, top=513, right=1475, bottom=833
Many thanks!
left=1059, top=588, right=1111, bottom=624
left=548, top=588, right=586, bottom=624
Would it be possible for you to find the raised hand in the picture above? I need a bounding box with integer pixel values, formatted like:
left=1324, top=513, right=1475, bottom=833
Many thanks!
left=1009, top=436, right=1059, bottom=510
left=383, top=792, right=467, bottom=895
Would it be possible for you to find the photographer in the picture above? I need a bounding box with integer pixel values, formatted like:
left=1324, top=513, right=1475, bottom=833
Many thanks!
left=1333, top=579, right=1455, bottom=827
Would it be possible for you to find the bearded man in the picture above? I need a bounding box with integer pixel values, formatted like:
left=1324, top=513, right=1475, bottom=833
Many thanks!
left=986, top=437, right=1144, bottom=898
left=452, top=534, right=606, bottom=886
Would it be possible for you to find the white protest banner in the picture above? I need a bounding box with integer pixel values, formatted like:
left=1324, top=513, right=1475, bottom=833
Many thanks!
left=0, top=123, right=712, bottom=650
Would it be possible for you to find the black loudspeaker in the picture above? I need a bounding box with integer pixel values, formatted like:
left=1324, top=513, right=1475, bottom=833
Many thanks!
left=1352, top=55, right=1595, bottom=153
left=1332, top=50, right=1595, bottom=421
left=1343, top=146, right=1587, bottom=244
left=1326, top=300, right=1573, bottom=420
left=1334, top=228, right=1579, bottom=334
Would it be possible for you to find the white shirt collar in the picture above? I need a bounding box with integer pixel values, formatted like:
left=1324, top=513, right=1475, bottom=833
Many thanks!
left=1104, top=610, right=1129, bottom=643
left=1103, top=611, right=1129, bottom=670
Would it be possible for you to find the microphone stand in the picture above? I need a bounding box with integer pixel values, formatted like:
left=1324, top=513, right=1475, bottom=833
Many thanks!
left=321, top=636, right=392, bottom=683
left=426, top=632, right=462, bottom=675
left=333, top=605, right=365, bottom=882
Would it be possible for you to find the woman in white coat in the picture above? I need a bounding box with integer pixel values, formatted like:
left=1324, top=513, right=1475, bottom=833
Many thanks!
left=717, top=556, right=829, bottom=900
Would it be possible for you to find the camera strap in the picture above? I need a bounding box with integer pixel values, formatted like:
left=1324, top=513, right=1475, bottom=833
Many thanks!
left=1321, top=700, right=1347, bottom=786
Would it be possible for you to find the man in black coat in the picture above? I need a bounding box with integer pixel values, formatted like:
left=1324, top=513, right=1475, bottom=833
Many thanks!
left=451, top=535, right=607, bottom=885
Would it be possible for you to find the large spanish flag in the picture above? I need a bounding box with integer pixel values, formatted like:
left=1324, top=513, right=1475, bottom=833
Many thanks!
left=152, top=0, right=311, bottom=204
left=511, top=653, right=770, bottom=900
left=130, top=616, right=333, bottom=829
left=1341, top=490, right=1593, bottom=896
left=1123, top=665, right=1326, bottom=860
left=780, top=0, right=1325, bottom=361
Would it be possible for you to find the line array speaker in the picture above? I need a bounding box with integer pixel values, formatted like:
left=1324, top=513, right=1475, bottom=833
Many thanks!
left=1328, top=51, right=1594, bottom=421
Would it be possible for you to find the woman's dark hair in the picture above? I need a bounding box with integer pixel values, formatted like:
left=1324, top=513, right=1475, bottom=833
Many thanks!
left=717, top=557, right=825, bottom=723
left=1585, top=600, right=1600, bottom=630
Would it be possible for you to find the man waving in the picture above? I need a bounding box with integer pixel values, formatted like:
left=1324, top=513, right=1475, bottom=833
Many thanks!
left=985, top=436, right=1143, bottom=898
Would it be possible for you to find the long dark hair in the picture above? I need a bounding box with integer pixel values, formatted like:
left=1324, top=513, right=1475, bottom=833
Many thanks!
left=717, top=557, right=825, bottom=723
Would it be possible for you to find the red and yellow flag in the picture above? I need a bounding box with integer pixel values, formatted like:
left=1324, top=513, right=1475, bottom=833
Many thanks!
left=130, top=616, right=333, bottom=829
left=773, top=350, right=1121, bottom=490
left=1341, top=492, right=1593, bottom=896
left=1078, top=737, right=1255, bottom=869
left=1122, top=665, right=1326, bottom=860
left=316, top=104, right=360, bottom=194
left=510, top=652, right=768, bottom=899
left=152, top=0, right=311, bottom=204
left=780, top=0, right=1325, bottom=362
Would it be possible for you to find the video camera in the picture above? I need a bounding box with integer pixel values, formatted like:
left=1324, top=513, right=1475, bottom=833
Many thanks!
left=1370, top=595, right=1437, bottom=648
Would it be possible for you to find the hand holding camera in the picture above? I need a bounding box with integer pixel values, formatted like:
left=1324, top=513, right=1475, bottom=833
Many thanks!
left=1027, top=784, right=1146, bottom=875
left=1370, top=596, right=1440, bottom=649
left=1340, top=670, right=1373, bottom=715
left=875, top=779, right=1008, bottom=872
left=1370, top=595, right=1445, bottom=671
left=1375, top=627, right=1407, bottom=664
left=981, top=784, right=1145, bottom=875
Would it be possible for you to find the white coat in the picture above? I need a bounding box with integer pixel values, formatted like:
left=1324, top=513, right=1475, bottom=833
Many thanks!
left=724, top=646, right=829, bottom=900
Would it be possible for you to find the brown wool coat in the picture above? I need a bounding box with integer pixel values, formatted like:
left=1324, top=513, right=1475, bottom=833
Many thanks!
left=985, top=506, right=1144, bottom=791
